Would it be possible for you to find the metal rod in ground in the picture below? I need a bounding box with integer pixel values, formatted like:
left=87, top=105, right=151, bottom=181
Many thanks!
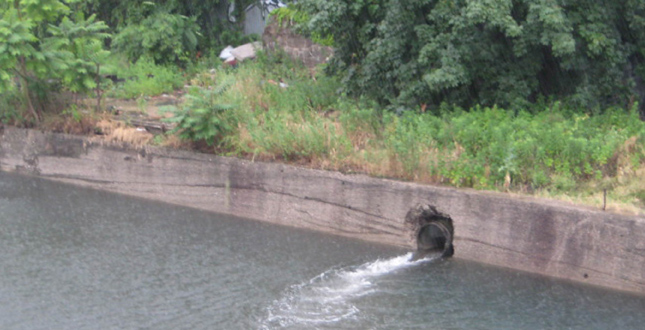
left=603, top=189, right=607, bottom=211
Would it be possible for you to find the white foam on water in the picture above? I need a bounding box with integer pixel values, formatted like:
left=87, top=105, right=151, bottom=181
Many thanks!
left=260, top=252, right=437, bottom=329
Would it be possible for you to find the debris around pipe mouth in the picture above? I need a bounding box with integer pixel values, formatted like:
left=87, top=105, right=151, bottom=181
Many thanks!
left=405, top=204, right=455, bottom=258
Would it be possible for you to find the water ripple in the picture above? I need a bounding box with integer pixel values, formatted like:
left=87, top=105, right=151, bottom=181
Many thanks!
left=260, top=253, right=437, bottom=329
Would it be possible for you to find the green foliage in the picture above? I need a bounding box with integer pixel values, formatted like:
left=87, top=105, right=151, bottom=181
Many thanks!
left=300, top=0, right=645, bottom=111
left=162, top=53, right=645, bottom=208
left=254, top=48, right=306, bottom=81
left=338, top=101, right=383, bottom=139
left=246, top=107, right=351, bottom=161
left=62, top=103, right=82, bottom=122
left=112, top=10, right=200, bottom=66
left=231, top=50, right=342, bottom=115
left=78, top=0, right=257, bottom=63
left=263, top=74, right=339, bottom=113
left=383, top=111, right=441, bottom=177
left=270, top=5, right=310, bottom=26
left=163, top=55, right=351, bottom=161
left=269, top=4, right=333, bottom=46
left=633, top=189, right=645, bottom=206
left=48, top=14, right=110, bottom=94
left=163, top=83, right=237, bottom=147
left=0, top=88, right=26, bottom=124
left=107, top=56, right=184, bottom=98
left=0, top=0, right=111, bottom=121
left=382, top=105, right=645, bottom=190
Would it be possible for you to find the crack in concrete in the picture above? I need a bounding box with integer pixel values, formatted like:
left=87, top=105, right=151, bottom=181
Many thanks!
left=4, top=127, right=645, bottom=294
left=43, top=173, right=398, bottom=230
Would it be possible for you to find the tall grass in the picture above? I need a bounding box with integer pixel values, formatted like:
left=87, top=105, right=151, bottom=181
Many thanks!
left=165, top=55, right=645, bottom=213
left=105, top=56, right=185, bottom=99
left=381, top=106, right=645, bottom=191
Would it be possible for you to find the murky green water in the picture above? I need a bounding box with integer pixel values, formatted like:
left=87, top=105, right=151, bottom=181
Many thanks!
left=1, top=172, right=644, bottom=329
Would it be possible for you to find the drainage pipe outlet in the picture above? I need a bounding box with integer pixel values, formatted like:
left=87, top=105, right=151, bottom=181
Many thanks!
left=405, top=205, right=454, bottom=259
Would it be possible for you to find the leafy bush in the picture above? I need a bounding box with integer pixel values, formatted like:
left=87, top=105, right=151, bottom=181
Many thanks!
left=107, top=57, right=184, bottom=98
left=163, top=83, right=237, bottom=148
left=112, top=11, right=200, bottom=66
left=381, top=105, right=645, bottom=190
left=255, top=48, right=309, bottom=82
left=48, top=14, right=111, bottom=95
left=262, top=75, right=339, bottom=113
left=79, top=0, right=256, bottom=60
left=0, top=88, right=26, bottom=125
left=0, top=1, right=110, bottom=122
left=269, top=5, right=334, bottom=46
left=160, top=54, right=645, bottom=211
left=300, top=0, right=645, bottom=111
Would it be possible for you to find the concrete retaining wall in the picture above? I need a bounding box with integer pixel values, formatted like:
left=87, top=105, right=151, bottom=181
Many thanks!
left=2, top=127, right=644, bottom=294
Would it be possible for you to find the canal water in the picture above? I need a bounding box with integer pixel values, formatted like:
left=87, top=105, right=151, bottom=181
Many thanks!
left=1, top=171, right=644, bottom=329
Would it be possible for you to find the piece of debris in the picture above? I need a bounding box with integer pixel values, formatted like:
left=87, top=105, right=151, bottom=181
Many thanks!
left=219, top=45, right=234, bottom=61
left=230, top=41, right=262, bottom=62
left=267, top=79, right=289, bottom=89
left=219, top=42, right=262, bottom=68
left=224, top=57, right=237, bottom=66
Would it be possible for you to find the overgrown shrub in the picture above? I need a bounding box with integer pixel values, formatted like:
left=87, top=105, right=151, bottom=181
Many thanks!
left=163, top=83, right=237, bottom=148
left=382, top=104, right=645, bottom=190
left=79, top=0, right=258, bottom=62
left=0, top=88, right=26, bottom=125
left=112, top=11, right=200, bottom=66
left=0, top=1, right=110, bottom=122
left=269, top=5, right=334, bottom=46
left=107, top=57, right=184, bottom=98
left=261, top=75, right=339, bottom=113
left=299, top=0, right=645, bottom=112
left=142, top=50, right=644, bottom=213
left=245, top=107, right=351, bottom=162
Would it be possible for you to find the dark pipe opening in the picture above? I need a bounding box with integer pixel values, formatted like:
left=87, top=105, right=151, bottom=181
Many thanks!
left=417, top=223, right=447, bottom=251
left=405, top=205, right=454, bottom=259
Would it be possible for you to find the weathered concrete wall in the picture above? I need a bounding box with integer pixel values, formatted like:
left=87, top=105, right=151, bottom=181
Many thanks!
left=2, top=127, right=645, bottom=294
left=262, top=20, right=333, bottom=68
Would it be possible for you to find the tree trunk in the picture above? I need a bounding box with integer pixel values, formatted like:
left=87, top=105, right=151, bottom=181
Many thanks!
left=19, top=57, right=39, bottom=124
left=95, top=63, right=102, bottom=112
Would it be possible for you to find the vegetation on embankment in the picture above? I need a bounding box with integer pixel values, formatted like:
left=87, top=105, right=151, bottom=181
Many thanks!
left=157, top=55, right=645, bottom=214
left=1, top=0, right=645, bottom=214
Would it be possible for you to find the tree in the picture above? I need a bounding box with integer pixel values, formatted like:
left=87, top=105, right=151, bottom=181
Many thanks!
left=0, top=0, right=110, bottom=122
left=111, top=9, right=200, bottom=66
left=50, top=14, right=110, bottom=98
left=299, top=0, right=645, bottom=112
left=78, top=0, right=259, bottom=64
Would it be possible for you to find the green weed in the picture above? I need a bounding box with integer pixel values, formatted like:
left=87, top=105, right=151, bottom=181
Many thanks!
left=0, top=88, right=27, bottom=125
left=107, top=56, right=184, bottom=99
left=162, top=82, right=237, bottom=148
left=244, top=108, right=351, bottom=162
left=160, top=54, right=645, bottom=213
